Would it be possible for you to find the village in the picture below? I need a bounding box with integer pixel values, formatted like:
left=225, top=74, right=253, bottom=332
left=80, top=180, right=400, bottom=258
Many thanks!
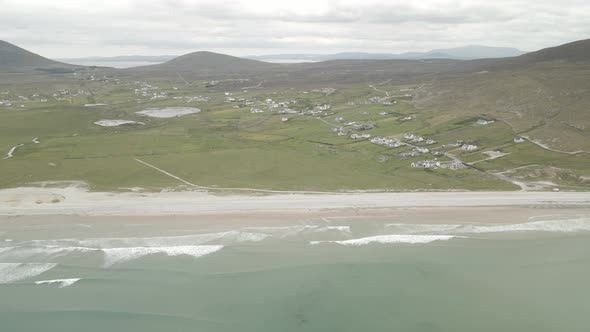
left=218, top=86, right=500, bottom=173
left=1, top=78, right=533, bottom=183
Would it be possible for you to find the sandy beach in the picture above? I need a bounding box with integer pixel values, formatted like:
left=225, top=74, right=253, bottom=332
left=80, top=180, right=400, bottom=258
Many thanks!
left=0, top=186, right=589, bottom=221
left=2, top=187, right=590, bottom=332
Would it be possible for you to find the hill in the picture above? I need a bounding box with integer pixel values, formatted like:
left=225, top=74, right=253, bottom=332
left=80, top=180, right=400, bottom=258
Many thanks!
left=165, top=51, right=274, bottom=69
left=515, top=39, right=590, bottom=63
left=415, top=39, right=590, bottom=152
left=122, top=51, right=279, bottom=80
left=0, top=40, right=76, bottom=73
left=0, top=38, right=588, bottom=192
left=58, top=55, right=177, bottom=63
left=122, top=51, right=460, bottom=85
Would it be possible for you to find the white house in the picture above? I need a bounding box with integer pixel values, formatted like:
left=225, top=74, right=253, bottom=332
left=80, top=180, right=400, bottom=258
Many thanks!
left=351, top=133, right=371, bottom=139
left=476, top=119, right=495, bottom=125
left=414, top=147, right=430, bottom=154
left=461, top=144, right=478, bottom=151
left=411, top=160, right=440, bottom=168
left=440, top=161, right=466, bottom=170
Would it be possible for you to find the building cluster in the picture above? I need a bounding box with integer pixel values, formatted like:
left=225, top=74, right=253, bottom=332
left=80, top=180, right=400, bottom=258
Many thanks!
left=411, top=160, right=440, bottom=168
left=277, top=108, right=298, bottom=114
left=370, top=137, right=406, bottom=148
left=411, top=159, right=466, bottom=170
left=403, top=133, right=436, bottom=145
left=185, top=96, right=211, bottom=103
left=310, top=88, right=337, bottom=95
left=366, top=96, right=396, bottom=105
left=133, top=82, right=167, bottom=101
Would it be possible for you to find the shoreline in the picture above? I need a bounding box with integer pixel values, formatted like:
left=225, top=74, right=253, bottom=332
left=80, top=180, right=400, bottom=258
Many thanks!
left=0, top=186, right=589, bottom=217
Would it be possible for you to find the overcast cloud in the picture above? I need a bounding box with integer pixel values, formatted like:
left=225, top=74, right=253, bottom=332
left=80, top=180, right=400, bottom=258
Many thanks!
left=0, top=0, right=588, bottom=58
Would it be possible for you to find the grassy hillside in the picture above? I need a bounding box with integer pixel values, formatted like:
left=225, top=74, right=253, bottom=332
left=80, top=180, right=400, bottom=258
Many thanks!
left=415, top=40, right=590, bottom=152
left=0, top=39, right=588, bottom=192
left=0, top=40, right=79, bottom=73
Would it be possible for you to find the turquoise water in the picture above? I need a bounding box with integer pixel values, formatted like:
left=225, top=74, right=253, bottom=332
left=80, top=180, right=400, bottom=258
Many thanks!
left=1, top=215, right=589, bottom=331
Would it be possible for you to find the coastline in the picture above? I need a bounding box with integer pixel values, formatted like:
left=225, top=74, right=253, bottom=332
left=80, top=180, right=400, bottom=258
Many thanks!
left=0, top=186, right=589, bottom=217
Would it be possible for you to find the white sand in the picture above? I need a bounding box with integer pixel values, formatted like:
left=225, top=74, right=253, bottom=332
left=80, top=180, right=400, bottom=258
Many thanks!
left=136, top=107, right=201, bottom=118
left=0, top=186, right=588, bottom=216
left=94, top=120, right=145, bottom=127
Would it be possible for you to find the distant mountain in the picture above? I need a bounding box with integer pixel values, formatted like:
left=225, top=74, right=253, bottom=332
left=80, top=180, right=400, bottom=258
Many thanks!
left=422, top=45, right=526, bottom=59
left=58, top=55, right=177, bottom=63
left=246, top=45, right=526, bottom=62
left=163, top=51, right=274, bottom=70
left=121, top=51, right=278, bottom=80
left=0, top=40, right=76, bottom=72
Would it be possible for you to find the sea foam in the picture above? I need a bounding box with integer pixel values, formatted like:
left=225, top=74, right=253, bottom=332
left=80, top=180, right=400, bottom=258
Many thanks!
left=35, top=278, right=80, bottom=288
left=0, top=246, right=94, bottom=261
left=101, top=245, right=224, bottom=266
left=28, top=231, right=269, bottom=249
left=459, top=217, right=590, bottom=234
left=310, top=234, right=459, bottom=246
left=0, top=263, right=57, bottom=284
left=384, top=217, right=590, bottom=235
left=385, top=223, right=463, bottom=234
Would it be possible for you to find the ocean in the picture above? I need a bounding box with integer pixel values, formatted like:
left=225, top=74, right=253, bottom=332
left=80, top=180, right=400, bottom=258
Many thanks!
left=1, top=213, right=589, bottom=331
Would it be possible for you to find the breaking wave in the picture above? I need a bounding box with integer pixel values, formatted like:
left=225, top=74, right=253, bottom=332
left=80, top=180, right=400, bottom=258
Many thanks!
left=25, top=231, right=269, bottom=248
left=101, top=245, right=223, bottom=266
left=35, top=278, right=80, bottom=288
left=458, top=217, right=590, bottom=234
left=383, top=217, right=590, bottom=235
left=0, top=244, right=224, bottom=267
left=385, top=223, right=463, bottom=234
left=1, top=231, right=260, bottom=267
left=0, top=263, right=57, bottom=284
left=0, top=246, right=93, bottom=260
left=310, top=234, right=459, bottom=246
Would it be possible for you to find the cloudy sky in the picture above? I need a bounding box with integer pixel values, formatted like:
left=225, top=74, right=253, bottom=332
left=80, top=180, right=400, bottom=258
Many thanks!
left=1, top=0, right=589, bottom=58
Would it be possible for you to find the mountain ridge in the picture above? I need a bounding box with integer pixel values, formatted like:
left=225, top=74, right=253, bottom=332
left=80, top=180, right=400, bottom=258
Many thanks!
left=245, top=45, right=527, bottom=62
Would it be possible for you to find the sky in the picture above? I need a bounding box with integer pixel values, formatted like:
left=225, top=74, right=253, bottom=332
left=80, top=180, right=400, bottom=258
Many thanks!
left=0, top=0, right=589, bottom=58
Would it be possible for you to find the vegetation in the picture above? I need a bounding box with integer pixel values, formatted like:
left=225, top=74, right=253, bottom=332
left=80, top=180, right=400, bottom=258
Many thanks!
left=0, top=39, right=588, bottom=192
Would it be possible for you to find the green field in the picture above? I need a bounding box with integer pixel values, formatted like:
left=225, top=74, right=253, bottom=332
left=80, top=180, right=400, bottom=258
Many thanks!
left=1, top=76, right=588, bottom=192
